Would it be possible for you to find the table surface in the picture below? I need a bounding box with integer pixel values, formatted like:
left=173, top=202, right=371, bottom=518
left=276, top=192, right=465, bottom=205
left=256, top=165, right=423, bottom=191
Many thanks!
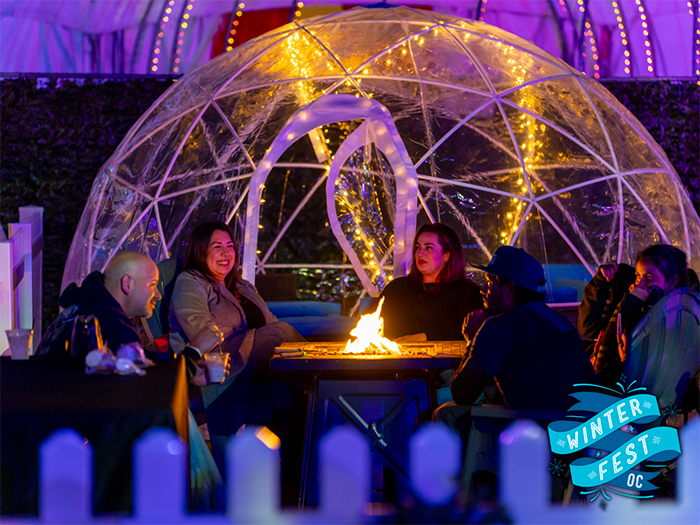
left=270, top=341, right=467, bottom=372
left=0, top=356, right=188, bottom=516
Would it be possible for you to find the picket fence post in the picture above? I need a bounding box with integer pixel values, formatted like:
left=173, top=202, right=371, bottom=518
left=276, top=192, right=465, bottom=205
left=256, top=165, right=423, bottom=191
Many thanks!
left=40, top=429, right=92, bottom=524
left=133, top=428, right=188, bottom=524
left=410, top=423, right=461, bottom=506
left=27, top=418, right=700, bottom=525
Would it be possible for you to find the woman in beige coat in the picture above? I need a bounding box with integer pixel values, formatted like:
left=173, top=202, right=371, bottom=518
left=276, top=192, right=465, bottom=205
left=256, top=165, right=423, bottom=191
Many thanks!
left=169, top=221, right=304, bottom=476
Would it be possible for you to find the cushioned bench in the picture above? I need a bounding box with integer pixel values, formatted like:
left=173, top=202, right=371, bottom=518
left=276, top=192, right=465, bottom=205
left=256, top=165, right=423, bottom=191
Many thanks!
left=542, top=264, right=593, bottom=302
left=267, top=301, right=353, bottom=338
left=266, top=299, right=373, bottom=340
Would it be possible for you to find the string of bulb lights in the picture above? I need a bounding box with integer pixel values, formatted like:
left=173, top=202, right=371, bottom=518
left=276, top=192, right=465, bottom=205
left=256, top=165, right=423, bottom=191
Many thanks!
left=635, top=0, right=654, bottom=73
left=610, top=0, right=633, bottom=75
left=225, top=2, right=246, bottom=53
left=691, top=0, right=700, bottom=81
left=145, top=0, right=695, bottom=80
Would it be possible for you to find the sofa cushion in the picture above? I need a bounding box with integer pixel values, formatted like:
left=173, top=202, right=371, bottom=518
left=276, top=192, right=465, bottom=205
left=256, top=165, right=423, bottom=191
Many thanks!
left=267, top=301, right=342, bottom=318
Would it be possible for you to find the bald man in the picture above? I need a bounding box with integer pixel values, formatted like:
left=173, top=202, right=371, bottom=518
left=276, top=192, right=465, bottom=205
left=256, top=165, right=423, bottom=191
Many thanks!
left=37, top=252, right=223, bottom=381
left=103, top=251, right=161, bottom=320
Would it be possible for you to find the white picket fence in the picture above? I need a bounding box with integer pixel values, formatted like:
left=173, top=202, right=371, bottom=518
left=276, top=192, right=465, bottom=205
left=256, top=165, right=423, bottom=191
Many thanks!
left=0, top=206, right=44, bottom=354
left=1, top=419, right=698, bottom=524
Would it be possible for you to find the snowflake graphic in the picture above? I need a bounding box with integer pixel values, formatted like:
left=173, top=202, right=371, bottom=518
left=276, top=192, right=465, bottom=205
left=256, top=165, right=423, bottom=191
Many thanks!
left=557, top=439, right=566, bottom=448
left=548, top=459, right=566, bottom=476
left=652, top=435, right=661, bottom=445
left=664, top=404, right=681, bottom=421
left=643, top=401, right=652, bottom=409
left=588, top=470, right=598, bottom=480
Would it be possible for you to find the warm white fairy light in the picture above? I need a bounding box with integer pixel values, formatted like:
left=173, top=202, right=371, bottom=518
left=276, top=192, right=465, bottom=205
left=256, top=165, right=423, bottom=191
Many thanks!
left=635, top=0, right=654, bottom=73
left=610, top=0, right=633, bottom=75
left=583, top=21, right=602, bottom=79
left=172, top=0, right=196, bottom=73
left=501, top=46, right=538, bottom=244
left=151, top=0, right=175, bottom=73
left=575, top=1, right=601, bottom=78
left=292, top=1, right=304, bottom=21
left=691, top=0, right=700, bottom=79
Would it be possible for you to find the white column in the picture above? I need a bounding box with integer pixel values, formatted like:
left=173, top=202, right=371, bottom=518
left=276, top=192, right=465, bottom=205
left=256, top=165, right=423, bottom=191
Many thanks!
left=8, top=223, right=32, bottom=333
left=0, top=235, right=19, bottom=354
left=20, top=205, right=43, bottom=350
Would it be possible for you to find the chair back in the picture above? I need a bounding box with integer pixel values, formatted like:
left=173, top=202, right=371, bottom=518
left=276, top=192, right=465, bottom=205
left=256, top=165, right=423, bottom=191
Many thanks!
left=146, top=258, right=184, bottom=340
left=625, top=287, right=700, bottom=408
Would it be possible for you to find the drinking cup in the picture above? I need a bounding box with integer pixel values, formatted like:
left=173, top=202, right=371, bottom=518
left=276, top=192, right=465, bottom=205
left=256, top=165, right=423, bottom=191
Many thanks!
left=204, top=351, right=229, bottom=383
left=6, top=329, right=33, bottom=360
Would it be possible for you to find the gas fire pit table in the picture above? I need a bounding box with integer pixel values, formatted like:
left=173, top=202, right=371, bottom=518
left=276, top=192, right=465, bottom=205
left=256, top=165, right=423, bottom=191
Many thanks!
left=270, top=341, right=466, bottom=506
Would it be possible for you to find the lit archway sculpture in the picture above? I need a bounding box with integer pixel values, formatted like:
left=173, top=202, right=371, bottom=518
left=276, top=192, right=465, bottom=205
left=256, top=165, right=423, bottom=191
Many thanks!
left=241, top=94, right=418, bottom=293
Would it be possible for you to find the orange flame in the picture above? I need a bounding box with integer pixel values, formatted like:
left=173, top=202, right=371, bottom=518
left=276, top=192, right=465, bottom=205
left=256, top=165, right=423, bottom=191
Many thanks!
left=344, top=297, right=402, bottom=354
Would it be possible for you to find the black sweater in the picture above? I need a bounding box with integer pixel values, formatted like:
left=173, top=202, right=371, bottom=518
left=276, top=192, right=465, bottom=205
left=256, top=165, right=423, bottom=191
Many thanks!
left=373, top=276, right=483, bottom=341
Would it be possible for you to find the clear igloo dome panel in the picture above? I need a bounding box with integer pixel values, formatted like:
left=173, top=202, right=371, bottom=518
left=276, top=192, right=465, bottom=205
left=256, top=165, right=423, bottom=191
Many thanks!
left=64, top=6, right=700, bottom=294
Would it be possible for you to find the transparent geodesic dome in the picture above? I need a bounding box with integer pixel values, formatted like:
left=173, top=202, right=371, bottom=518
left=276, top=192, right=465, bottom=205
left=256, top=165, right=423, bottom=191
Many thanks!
left=64, top=6, right=700, bottom=298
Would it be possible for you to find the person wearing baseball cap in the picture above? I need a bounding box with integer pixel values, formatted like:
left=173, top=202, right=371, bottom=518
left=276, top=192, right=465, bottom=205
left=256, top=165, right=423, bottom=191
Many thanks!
left=435, top=245, right=597, bottom=427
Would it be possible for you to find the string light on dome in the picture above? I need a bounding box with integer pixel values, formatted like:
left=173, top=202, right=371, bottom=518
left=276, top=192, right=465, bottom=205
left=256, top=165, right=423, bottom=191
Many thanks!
left=557, top=0, right=568, bottom=14
left=500, top=50, right=539, bottom=244
left=635, top=0, right=655, bottom=73
left=610, top=0, right=633, bottom=75
left=225, top=2, right=247, bottom=52
left=150, top=0, right=176, bottom=73
left=172, top=0, right=196, bottom=74
left=282, top=29, right=333, bottom=166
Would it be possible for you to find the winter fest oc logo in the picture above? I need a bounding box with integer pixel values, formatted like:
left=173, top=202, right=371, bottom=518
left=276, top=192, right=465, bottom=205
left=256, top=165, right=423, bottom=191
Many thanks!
left=547, top=382, right=682, bottom=503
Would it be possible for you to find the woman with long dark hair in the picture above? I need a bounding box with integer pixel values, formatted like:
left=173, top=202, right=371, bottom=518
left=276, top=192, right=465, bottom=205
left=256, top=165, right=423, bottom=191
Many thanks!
left=376, top=222, right=482, bottom=341
left=169, top=221, right=304, bottom=473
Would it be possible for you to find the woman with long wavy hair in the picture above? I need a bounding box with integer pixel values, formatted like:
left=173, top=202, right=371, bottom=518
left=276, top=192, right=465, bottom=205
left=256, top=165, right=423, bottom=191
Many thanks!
left=169, top=221, right=304, bottom=475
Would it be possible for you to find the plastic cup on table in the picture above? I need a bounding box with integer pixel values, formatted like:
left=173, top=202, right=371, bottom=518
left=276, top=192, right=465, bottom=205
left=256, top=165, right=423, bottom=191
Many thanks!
left=204, top=351, right=229, bottom=384
left=6, top=329, right=33, bottom=360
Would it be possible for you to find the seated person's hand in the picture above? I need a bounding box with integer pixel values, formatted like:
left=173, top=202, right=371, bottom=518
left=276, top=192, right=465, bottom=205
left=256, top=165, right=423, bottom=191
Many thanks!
left=192, top=364, right=208, bottom=387
left=394, top=333, right=427, bottom=343
left=191, top=324, right=225, bottom=354
left=191, top=357, right=231, bottom=387
left=629, top=279, right=651, bottom=301
left=600, top=263, right=618, bottom=282
left=462, top=309, right=487, bottom=343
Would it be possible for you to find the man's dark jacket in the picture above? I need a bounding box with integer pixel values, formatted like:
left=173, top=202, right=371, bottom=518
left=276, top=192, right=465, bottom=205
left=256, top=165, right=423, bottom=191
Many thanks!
left=36, top=271, right=140, bottom=356
left=37, top=271, right=201, bottom=381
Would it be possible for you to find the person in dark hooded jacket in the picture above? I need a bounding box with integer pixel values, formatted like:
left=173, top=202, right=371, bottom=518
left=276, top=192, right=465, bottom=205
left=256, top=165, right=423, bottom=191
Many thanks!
left=37, top=251, right=222, bottom=383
